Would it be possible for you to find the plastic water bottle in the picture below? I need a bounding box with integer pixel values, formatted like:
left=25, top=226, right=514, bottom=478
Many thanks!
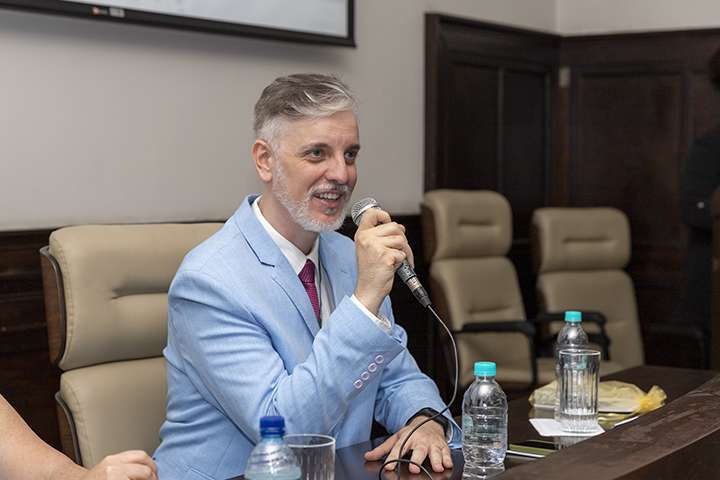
left=462, top=361, right=507, bottom=479
left=244, top=416, right=301, bottom=480
left=554, top=311, right=590, bottom=421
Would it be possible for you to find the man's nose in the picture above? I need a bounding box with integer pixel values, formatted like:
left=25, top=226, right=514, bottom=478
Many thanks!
left=325, top=155, right=350, bottom=184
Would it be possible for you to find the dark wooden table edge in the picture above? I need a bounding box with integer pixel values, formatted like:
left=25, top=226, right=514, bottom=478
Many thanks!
left=495, top=366, right=720, bottom=479
left=227, top=366, right=720, bottom=480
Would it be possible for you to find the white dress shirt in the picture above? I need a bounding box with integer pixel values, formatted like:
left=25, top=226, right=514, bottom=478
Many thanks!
left=251, top=197, right=391, bottom=334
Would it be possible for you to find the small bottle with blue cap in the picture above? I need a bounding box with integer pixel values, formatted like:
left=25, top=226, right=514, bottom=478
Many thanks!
left=461, top=361, right=507, bottom=479
left=554, top=311, right=590, bottom=421
left=244, top=416, right=301, bottom=480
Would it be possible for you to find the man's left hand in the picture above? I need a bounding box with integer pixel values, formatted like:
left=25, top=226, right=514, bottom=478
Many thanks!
left=363, top=416, right=453, bottom=474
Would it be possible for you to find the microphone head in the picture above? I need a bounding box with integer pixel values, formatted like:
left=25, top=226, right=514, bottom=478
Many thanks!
left=351, top=198, right=381, bottom=226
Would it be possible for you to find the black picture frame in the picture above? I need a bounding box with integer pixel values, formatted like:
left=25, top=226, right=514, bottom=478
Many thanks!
left=0, top=0, right=356, bottom=47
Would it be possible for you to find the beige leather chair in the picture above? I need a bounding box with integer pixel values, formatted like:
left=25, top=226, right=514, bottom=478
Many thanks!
left=422, top=189, right=557, bottom=390
left=531, top=207, right=643, bottom=372
left=40, top=222, right=223, bottom=468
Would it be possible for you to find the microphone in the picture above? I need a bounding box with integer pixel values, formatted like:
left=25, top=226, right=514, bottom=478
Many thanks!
left=351, top=198, right=432, bottom=308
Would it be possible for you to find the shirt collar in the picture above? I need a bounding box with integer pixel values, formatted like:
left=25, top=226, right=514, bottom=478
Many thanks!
left=251, top=196, right=320, bottom=276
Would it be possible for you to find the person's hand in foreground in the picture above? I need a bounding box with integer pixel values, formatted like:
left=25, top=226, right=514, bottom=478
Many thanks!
left=80, top=450, right=158, bottom=480
left=0, top=392, right=157, bottom=480
left=364, top=415, right=453, bottom=474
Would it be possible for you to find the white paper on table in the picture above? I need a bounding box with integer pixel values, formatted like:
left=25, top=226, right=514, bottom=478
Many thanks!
left=529, top=418, right=604, bottom=437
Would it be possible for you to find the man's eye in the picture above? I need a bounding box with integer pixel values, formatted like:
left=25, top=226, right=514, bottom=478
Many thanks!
left=345, top=151, right=358, bottom=161
left=309, top=150, right=323, bottom=157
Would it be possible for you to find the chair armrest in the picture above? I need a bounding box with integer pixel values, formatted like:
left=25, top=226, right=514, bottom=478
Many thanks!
left=454, top=320, right=536, bottom=338
left=446, top=320, right=538, bottom=387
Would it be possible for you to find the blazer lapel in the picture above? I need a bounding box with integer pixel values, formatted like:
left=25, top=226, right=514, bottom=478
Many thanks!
left=319, top=234, right=355, bottom=311
left=234, top=196, right=321, bottom=336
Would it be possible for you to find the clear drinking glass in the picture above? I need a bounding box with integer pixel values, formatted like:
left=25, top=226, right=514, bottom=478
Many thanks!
left=559, top=349, right=601, bottom=433
left=284, top=434, right=335, bottom=480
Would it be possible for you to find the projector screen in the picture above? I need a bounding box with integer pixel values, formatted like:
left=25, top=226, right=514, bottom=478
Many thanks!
left=0, top=0, right=355, bottom=46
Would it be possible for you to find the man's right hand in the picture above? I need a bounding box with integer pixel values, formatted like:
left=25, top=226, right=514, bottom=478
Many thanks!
left=353, top=207, right=414, bottom=315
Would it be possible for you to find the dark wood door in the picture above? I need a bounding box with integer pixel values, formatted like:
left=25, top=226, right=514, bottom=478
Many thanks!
left=562, top=32, right=720, bottom=349
left=425, top=15, right=560, bottom=318
left=425, top=14, right=720, bottom=369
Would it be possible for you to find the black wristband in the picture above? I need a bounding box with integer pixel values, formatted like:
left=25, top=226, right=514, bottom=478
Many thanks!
left=406, top=407, right=450, bottom=435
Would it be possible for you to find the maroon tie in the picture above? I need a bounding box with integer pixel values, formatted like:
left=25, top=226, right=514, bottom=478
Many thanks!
left=299, top=259, right=320, bottom=325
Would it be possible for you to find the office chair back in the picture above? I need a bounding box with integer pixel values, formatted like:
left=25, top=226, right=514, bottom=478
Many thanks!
left=531, top=207, right=644, bottom=368
left=422, top=189, right=555, bottom=388
left=41, top=222, right=223, bottom=468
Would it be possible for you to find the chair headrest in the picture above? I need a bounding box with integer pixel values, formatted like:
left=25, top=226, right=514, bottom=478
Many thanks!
left=48, top=222, right=223, bottom=370
left=532, top=207, right=631, bottom=273
left=423, top=189, right=512, bottom=261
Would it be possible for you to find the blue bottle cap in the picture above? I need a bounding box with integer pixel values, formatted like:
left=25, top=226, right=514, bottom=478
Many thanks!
left=474, top=361, right=496, bottom=376
left=259, top=416, right=285, bottom=435
left=565, top=311, right=581, bottom=322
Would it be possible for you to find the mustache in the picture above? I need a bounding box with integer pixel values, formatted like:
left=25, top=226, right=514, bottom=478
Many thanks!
left=309, top=183, right=352, bottom=198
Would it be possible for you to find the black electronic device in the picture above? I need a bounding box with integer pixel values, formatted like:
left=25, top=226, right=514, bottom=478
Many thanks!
left=507, top=440, right=568, bottom=458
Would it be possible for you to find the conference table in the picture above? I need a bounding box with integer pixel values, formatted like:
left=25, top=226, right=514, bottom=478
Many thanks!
left=228, top=365, right=720, bottom=480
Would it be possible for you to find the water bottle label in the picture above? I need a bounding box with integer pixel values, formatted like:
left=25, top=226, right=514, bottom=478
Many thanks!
left=461, top=413, right=507, bottom=468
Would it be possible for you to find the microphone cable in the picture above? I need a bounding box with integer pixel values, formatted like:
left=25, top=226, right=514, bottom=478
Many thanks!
left=378, top=304, right=459, bottom=480
left=350, top=197, right=459, bottom=479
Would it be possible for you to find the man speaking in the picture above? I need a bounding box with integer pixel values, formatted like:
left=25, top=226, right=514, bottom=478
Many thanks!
left=153, top=73, right=460, bottom=480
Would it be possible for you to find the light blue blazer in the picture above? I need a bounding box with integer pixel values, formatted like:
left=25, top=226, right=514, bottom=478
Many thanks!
left=153, top=195, right=460, bottom=480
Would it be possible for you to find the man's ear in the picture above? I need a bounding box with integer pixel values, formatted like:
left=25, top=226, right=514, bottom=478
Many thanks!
left=253, top=140, right=274, bottom=183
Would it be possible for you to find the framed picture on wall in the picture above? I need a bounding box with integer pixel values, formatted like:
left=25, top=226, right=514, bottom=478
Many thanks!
left=0, top=0, right=355, bottom=47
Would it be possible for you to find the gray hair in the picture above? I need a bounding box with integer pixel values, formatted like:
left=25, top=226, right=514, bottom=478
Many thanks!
left=253, top=73, right=358, bottom=152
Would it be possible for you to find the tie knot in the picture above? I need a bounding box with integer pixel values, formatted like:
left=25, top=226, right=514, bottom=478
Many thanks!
left=299, top=259, right=316, bottom=284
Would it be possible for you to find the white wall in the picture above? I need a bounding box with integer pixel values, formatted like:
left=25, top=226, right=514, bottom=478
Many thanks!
left=3, top=0, right=720, bottom=231
left=557, top=0, right=720, bottom=35
left=0, top=0, right=556, bottom=231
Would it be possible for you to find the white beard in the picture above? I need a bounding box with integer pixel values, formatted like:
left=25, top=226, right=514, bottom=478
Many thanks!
left=273, top=158, right=352, bottom=233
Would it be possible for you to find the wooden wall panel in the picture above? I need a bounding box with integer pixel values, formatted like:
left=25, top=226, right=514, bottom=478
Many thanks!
left=426, top=14, right=720, bottom=369
left=425, top=15, right=559, bottom=322
left=571, top=73, right=683, bottom=235
left=447, top=63, right=499, bottom=190
left=691, top=72, right=720, bottom=140
left=562, top=32, right=720, bottom=345
left=503, top=68, right=550, bottom=239
left=0, top=230, right=61, bottom=451
left=570, top=71, right=685, bottom=333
